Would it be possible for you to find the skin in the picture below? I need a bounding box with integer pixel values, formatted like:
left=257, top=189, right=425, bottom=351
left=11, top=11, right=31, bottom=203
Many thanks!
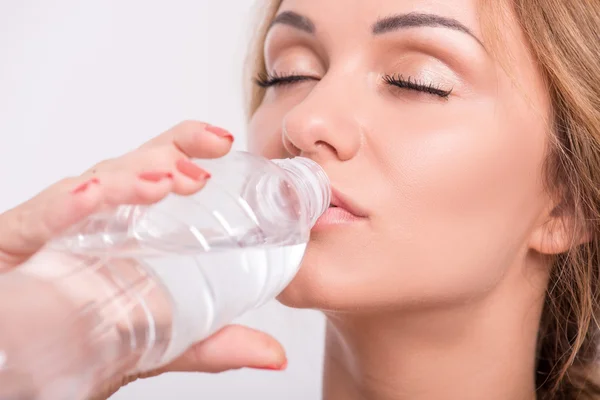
left=0, top=1, right=583, bottom=399
left=248, top=0, right=576, bottom=399
left=0, top=122, right=287, bottom=399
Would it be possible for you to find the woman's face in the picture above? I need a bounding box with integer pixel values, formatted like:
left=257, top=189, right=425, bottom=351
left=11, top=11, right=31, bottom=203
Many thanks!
left=248, top=0, right=552, bottom=311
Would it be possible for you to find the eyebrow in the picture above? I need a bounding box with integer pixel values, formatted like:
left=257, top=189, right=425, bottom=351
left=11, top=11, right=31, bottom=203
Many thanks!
left=373, top=13, right=483, bottom=45
left=269, top=11, right=315, bottom=34
left=269, top=11, right=482, bottom=47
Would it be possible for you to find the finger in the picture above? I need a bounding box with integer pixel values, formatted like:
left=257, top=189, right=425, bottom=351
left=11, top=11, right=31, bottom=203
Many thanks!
left=89, top=325, right=287, bottom=400
left=92, top=147, right=213, bottom=197
left=162, top=325, right=287, bottom=373
left=0, top=169, right=196, bottom=269
left=132, top=146, right=212, bottom=196
left=98, top=171, right=175, bottom=207
left=82, top=120, right=232, bottom=179
left=0, top=178, right=104, bottom=268
left=141, top=120, right=234, bottom=159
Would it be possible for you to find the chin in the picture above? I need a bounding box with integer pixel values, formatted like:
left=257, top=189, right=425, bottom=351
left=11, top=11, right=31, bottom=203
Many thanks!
left=276, top=239, right=508, bottom=315
left=275, top=249, right=354, bottom=310
left=277, top=272, right=330, bottom=310
left=275, top=244, right=392, bottom=312
left=276, top=229, right=399, bottom=312
left=277, top=269, right=410, bottom=314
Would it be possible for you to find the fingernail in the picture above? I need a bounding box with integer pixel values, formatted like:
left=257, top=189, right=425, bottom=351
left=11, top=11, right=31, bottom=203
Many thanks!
left=176, top=158, right=211, bottom=181
left=206, top=125, right=234, bottom=142
left=254, top=360, right=288, bottom=371
left=71, top=178, right=100, bottom=194
left=139, top=171, right=174, bottom=182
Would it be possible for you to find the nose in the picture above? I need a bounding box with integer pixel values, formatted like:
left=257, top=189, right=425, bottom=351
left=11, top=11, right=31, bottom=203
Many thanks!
left=281, top=79, right=362, bottom=162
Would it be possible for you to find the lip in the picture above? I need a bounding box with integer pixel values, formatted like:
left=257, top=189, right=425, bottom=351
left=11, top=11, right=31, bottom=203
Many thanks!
left=330, top=189, right=368, bottom=218
left=312, top=188, right=368, bottom=230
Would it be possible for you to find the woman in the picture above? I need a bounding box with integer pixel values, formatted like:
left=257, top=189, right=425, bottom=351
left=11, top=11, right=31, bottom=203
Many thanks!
left=2, top=0, right=600, bottom=398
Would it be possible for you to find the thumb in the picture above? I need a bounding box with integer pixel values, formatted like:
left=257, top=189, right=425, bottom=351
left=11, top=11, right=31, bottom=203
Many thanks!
left=91, top=325, right=287, bottom=400
left=164, top=324, right=288, bottom=373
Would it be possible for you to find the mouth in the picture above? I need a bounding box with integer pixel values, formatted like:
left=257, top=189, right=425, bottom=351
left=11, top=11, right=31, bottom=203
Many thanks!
left=329, top=189, right=368, bottom=218
left=312, top=187, right=368, bottom=230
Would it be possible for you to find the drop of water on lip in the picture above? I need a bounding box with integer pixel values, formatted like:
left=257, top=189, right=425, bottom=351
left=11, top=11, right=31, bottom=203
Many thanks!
left=0, top=351, right=6, bottom=369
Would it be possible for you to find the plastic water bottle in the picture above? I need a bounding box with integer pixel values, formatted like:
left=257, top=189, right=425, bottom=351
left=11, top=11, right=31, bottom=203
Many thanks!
left=0, top=151, right=330, bottom=400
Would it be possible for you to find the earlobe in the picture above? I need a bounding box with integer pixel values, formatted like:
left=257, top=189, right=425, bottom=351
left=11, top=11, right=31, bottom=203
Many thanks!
left=529, top=205, right=591, bottom=255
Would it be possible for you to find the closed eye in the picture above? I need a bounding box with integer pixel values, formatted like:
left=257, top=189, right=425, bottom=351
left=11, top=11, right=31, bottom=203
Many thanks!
left=383, top=74, right=452, bottom=99
left=254, top=71, right=453, bottom=100
left=254, top=71, right=319, bottom=88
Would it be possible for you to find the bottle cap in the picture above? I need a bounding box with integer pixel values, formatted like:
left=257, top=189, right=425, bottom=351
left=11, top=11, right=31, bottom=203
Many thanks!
left=271, top=157, right=331, bottom=227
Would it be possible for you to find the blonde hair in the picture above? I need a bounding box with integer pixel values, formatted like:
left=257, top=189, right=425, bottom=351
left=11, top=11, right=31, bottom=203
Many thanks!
left=244, top=1, right=600, bottom=398
left=243, top=0, right=282, bottom=119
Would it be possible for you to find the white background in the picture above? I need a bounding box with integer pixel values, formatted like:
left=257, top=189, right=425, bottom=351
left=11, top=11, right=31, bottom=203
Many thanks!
left=0, top=2, right=325, bottom=399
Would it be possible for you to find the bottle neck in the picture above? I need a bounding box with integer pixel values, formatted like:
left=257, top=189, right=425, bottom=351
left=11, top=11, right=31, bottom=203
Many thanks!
left=271, top=157, right=331, bottom=228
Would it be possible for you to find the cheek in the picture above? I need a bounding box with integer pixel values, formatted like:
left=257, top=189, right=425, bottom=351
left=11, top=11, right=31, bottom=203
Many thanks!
left=371, top=97, right=548, bottom=295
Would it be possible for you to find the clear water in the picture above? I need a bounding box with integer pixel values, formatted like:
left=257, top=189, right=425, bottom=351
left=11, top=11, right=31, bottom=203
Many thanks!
left=0, top=242, right=307, bottom=400
left=141, top=242, right=308, bottom=366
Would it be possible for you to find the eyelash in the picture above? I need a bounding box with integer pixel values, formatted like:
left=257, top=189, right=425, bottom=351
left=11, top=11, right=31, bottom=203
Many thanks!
left=254, top=71, right=317, bottom=88
left=382, top=74, right=453, bottom=99
left=254, top=71, right=453, bottom=99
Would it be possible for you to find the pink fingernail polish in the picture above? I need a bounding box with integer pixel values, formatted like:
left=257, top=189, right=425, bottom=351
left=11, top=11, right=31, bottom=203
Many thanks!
left=254, top=360, right=288, bottom=371
left=139, top=171, right=174, bottom=182
left=71, top=178, right=100, bottom=194
left=206, top=125, right=234, bottom=142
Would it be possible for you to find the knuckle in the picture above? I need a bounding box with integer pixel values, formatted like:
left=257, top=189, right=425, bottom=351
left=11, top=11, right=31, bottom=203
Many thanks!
left=9, top=205, right=44, bottom=250
left=85, top=158, right=116, bottom=175
left=146, top=146, right=180, bottom=166
left=172, top=121, right=208, bottom=149
left=143, top=120, right=210, bottom=151
left=183, top=343, right=206, bottom=367
left=55, top=177, right=78, bottom=189
left=259, top=335, right=280, bottom=353
left=175, top=120, right=207, bottom=134
left=10, top=207, right=29, bottom=235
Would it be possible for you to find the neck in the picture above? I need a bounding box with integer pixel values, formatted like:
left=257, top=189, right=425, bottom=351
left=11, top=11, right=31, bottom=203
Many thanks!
left=322, top=259, right=547, bottom=400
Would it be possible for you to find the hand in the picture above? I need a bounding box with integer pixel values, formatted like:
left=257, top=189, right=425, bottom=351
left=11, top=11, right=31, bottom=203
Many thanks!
left=0, top=121, right=288, bottom=400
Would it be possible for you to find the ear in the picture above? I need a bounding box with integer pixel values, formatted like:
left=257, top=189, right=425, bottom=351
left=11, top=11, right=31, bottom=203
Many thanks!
left=529, top=201, right=592, bottom=255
